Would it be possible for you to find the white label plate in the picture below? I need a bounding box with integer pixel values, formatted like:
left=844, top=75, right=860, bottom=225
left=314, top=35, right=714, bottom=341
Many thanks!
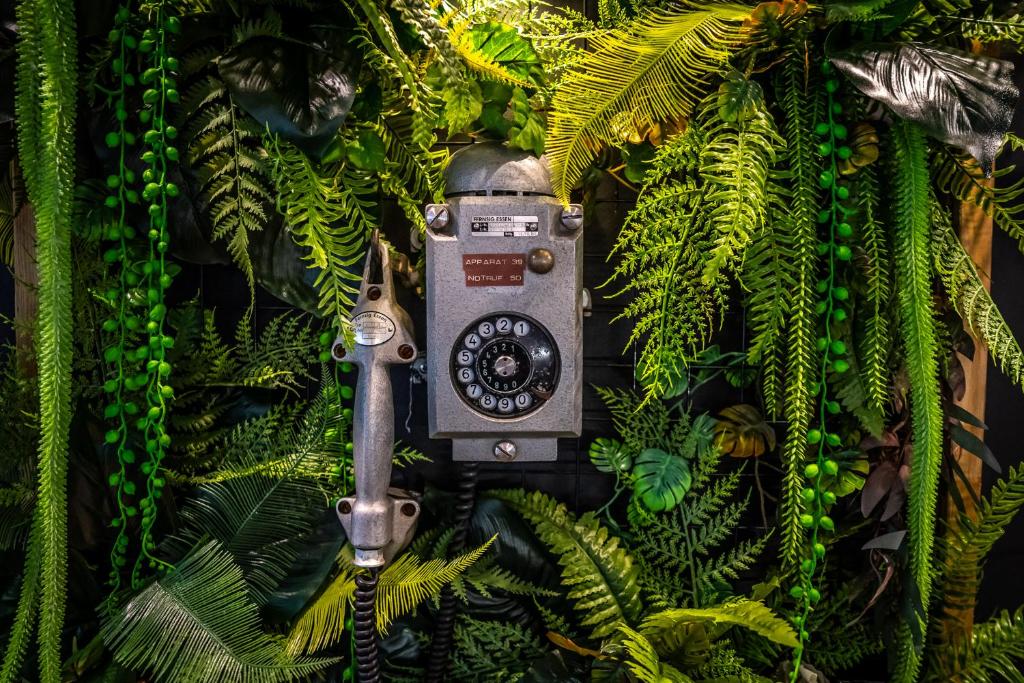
left=352, top=311, right=396, bottom=346
left=470, top=215, right=539, bottom=237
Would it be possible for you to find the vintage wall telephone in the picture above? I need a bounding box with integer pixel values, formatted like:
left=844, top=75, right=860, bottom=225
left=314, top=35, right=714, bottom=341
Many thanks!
left=333, top=143, right=585, bottom=681
left=425, top=141, right=586, bottom=462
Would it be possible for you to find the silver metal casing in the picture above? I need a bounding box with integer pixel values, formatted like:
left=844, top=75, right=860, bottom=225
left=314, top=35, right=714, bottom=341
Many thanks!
left=426, top=144, right=583, bottom=462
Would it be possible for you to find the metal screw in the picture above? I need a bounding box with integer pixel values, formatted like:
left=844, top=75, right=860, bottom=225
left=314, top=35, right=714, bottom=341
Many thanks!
left=425, top=204, right=450, bottom=231
left=337, top=500, right=352, bottom=514
left=401, top=502, right=418, bottom=517
left=398, top=344, right=415, bottom=360
left=331, top=341, right=347, bottom=361
left=367, top=286, right=381, bottom=301
left=493, top=440, right=518, bottom=462
left=560, top=204, right=583, bottom=230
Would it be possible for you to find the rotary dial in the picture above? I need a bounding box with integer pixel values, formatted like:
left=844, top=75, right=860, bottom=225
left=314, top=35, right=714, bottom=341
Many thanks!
left=451, top=313, right=559, bottom=418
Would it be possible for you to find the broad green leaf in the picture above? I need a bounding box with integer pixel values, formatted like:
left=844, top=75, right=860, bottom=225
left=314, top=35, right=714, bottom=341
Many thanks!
left=632, top=448, right=692, bottom=512
left=588, top=437, right=632, bottom=474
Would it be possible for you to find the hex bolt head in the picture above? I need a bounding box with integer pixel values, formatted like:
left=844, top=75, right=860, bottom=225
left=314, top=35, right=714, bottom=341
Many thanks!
left=494, top=440, right=518, bottom=462
left=331, top=341, right=347, bottom=361
left=425, top=204, right=450, bottom=231
left=560, top=204, right=583, bottom=230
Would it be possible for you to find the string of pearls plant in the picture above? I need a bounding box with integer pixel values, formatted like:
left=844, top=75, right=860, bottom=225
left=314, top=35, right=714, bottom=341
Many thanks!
left=788, top=59, right=854, bottom=679
left=100, top=0, right=180, bottom=591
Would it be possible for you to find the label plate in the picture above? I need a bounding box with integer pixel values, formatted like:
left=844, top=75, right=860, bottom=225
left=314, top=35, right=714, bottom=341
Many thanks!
left=462, top=253, right=525, bottom=287
left=470, top=215, right=539, bottom=237
left=352, top=311, right=396, bottom=346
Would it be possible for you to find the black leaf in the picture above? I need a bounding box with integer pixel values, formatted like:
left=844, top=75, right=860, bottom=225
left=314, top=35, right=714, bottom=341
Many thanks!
left=830, top=42, right=1019, bottom=173
left=219, top=35, right=360, bottom=159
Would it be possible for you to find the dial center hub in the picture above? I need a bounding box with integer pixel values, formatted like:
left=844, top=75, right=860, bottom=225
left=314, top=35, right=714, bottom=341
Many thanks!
left=494, top=355, right=517, bottom=378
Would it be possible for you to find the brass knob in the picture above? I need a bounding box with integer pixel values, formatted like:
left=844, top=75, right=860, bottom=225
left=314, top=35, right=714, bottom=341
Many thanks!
left=527, top=247, right=554, bottom=274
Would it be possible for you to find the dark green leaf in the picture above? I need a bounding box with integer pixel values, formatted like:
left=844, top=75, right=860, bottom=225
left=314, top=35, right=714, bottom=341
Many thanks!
left=862, top=529, right=906, bottom=551
left=950, top=423, right=1001, bottom=473
left=830, top=43, right=1019, bottom=173
left=588, top=437, right=632, bottom=474
left=632, top=448, right=692, bottom=513
left=219, top=36, right=360, bottom=159
left=717, top=72, right=764, bottom=123
left=949, top=403, right=988, bottom=430
left=345, top=129, right=387, bottom=171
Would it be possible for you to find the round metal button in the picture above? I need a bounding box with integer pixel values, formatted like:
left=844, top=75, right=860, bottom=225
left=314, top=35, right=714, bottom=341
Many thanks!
left=527, top=247, right=554, bottom=274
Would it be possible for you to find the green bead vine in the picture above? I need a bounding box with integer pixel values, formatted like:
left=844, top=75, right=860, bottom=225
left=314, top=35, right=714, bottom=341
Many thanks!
left=99, top=0, right=181, bottom=591
left=788, top=60, right=855, bottom=679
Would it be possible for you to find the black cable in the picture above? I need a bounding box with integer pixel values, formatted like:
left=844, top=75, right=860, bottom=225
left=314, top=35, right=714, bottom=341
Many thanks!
left=424, top=462, right=479, bottom=682
left=354, top=568, right=381, bottom=683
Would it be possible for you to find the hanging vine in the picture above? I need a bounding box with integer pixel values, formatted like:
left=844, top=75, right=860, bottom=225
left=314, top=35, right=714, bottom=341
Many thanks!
left=99, top=0, right=180, bottom=591
left=788, top=60, right=855, bottom=680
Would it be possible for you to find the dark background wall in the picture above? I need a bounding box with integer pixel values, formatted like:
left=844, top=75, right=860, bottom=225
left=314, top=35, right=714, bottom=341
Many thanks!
left=0, top=0, right=1022, bottom=658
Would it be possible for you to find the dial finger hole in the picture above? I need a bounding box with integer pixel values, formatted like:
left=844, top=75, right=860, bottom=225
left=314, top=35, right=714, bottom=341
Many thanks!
left=466, top=383, right=483, bottom=399
left=464, top=333, right=481, bottom=350
left=480, top=394, right=497, bottom=410
left=513, top=320, right=531, bottom=337
left=495, top=317, right=512, bottom=334
left=497, top=397, right=514, bottom=414
left=457, top=367, right=474, bottom=384
left=478, top=321, right=495, bottom=339
left=515, top=392, right=532, bottom=409
left=456, top=349, right=474, bottom=366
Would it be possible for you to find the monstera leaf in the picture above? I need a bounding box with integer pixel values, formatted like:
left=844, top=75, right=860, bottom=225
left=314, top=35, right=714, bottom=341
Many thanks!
left=632, top=448, right=692, bottom=513
left=588, top=437, right=633, bottom=474
left=830, top=43, right=1019, bottom=173
left=219, top=35, right=360, bottom=158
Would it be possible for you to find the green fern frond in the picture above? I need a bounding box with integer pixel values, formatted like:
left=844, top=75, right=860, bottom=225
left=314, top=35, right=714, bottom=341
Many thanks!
left=0, top=523, right=41, bottom=682
left=6, top=1, right=77, bottom=680
left=102, top=541, right=336, bottom=683
left=932, top=146, right=1024, bottom=252
left=854, top=163, right=893, bottom=410
left=615, top=625, right=687, bottom=683
left=929, top=607, right=1024, bottom=683
left=546, top=4, right=756, bottom=203
left=699, top=101, right=783, bottom=285
left=934, top=465, right=1024, bottom=621
left=890, top=119, right=943, bottom=683
left=184, top=76, right=274, bottom=288
left=933, top=202, right=1024, bottom=392
left=234, top=313, right=318, bottom=391
left=640, top=598, right=799, bottom=648
left=464, top=558, right=558, bottom=599
left=451, top=616, right=546, bottom=681
left=490, top=489, right=643, bottom=638
left=607, top=126, right=726, bottom=402
left=773, top=53, right=823, bottom=569
left=268, top=138, right=375, bottom=329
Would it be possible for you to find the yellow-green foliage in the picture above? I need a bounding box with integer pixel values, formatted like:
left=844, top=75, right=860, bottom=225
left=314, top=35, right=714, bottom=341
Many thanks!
left=546, top=4, right=755, bottom=203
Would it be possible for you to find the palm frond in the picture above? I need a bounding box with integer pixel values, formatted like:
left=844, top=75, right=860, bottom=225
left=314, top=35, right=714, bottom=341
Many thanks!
left=639, top=598, right=799, bottom=648
left=546, top=4, right=756, bottom=202
left=930, top=607, right=1024, bottom=683
left=286, top=562, right=356, bottom=656
left=102, top=541, right=337, bottom=683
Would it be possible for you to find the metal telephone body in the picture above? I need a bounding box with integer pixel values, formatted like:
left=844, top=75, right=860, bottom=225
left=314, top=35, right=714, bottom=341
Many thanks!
left=426, top=142, right=583, bottom=462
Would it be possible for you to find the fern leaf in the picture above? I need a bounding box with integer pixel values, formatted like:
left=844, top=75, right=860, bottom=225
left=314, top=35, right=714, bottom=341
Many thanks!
left=547, top=4, right=756, bottom=203
left=700, top=102, right=783, bottom=284
left=268, top=138, right=375, bottom=328
left=855, top=163, right=893, bottom=409
left=451, top=616, right=546, bottom=681
left=931, top=607, right=1024, bottom=683
left=615, top=625, right=687, bottom=683
left=640, top=598, right=799, bottom=648
left=773, top=53, right=823, bottom=569
left=890, top=120, right=943, bottom=683
left=490, top=489, right=643, bottom=638
left=933, top=203, right=1024, bottom=392
left=102, top=541, right=336, bottom=683
left=9, top=0, right=77, bottom=680
left=932, top=145, right=1024, bottom=252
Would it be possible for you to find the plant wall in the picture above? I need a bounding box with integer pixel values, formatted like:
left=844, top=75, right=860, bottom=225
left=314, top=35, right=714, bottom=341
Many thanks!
left=0, top=0, right=1024, bottom=682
